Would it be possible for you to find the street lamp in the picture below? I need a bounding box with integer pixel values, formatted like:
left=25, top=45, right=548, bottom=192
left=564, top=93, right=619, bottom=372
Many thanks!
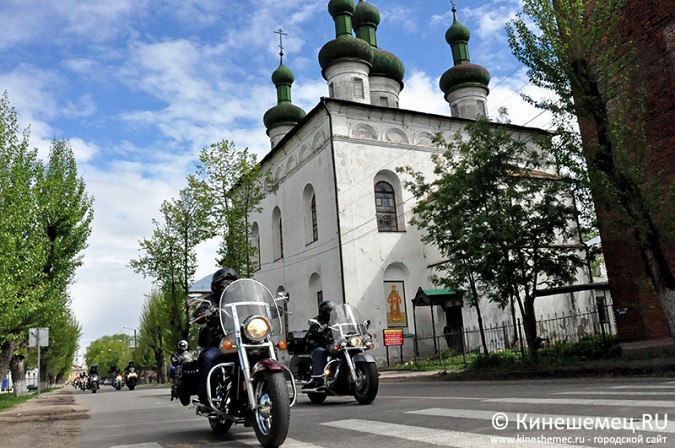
left=123, top=326, right=138, bottom=349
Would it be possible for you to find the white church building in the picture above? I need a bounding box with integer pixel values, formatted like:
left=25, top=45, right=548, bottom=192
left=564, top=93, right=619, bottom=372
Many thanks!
left=245, top=1, right=601, bottom=364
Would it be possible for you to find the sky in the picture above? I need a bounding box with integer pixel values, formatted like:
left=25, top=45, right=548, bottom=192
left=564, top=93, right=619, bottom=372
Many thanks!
left=1, top=0, right=554, bottom=359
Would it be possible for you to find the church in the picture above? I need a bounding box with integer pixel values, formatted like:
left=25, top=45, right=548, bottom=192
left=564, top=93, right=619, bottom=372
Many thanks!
left=247, top=0, right=602, bottom=363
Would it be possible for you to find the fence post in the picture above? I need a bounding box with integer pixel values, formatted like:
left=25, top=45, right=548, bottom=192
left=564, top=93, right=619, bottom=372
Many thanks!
left=517, top=318, right=525, bottom=358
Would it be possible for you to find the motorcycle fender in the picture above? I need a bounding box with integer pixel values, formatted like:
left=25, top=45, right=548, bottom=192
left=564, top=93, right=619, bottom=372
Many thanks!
left=352, top=353, right=377, bottom=364
left=252, top=359, right=286, bottom=376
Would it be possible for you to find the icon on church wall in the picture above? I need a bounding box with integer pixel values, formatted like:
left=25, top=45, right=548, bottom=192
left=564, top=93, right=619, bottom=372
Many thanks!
left=384, top=281, right=407, bottom=327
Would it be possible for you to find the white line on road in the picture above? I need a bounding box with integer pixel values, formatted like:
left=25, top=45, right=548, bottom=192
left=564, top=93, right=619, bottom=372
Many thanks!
left=321, top=419, right=593, bottom=448
left=488, top=397, right=675, bottom=408
left=407, top=408, right=675, bottom=433
left=553, top=391, right=675, bottom=396
left=110, top=444, right=162, bottom=448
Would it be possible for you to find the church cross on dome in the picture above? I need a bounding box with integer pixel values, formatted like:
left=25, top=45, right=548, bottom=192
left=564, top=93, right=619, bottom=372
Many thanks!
left=274, top=28, right=288, bottom=64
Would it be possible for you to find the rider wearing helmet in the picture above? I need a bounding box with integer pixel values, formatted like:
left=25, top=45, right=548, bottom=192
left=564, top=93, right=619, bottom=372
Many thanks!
left=302, top=300, right=336, bottom=390
left=125, top=360, right=135, bottom=373
left=194, top=267, right=239, bottom=406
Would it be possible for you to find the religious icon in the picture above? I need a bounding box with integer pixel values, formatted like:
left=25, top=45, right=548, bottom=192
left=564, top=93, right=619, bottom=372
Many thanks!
left=384, top=281, right=407, bottom=327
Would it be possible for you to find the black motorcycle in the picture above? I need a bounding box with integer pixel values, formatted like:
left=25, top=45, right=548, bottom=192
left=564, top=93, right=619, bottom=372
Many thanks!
left=88, top=374, right=100, bottom=393
left=171, top=278, right=295, bottom=448
left=288, top=303, right=379, bottom=405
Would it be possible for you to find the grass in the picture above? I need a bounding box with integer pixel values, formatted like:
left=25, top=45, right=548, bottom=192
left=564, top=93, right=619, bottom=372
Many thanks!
left=0, top=392, right=34, bottom=412
left=385, top=334, right=623, bottom=375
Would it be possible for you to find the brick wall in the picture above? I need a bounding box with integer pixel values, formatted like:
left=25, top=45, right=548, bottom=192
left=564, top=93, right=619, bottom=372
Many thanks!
left=578, top=0, right=674, bottom=342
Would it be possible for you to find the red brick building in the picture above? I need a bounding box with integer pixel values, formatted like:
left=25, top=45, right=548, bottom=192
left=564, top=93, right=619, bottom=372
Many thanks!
left=578, top=0, right=674, bottom=347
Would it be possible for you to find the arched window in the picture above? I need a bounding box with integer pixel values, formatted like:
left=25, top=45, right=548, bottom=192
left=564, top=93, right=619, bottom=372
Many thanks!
left=304, top=184, right=318, bottom=245
left=251, top=222, right=261, bottom=271
left=375, top=181, right=398, bottom=232
left=272, top=207, right=284, bottom=260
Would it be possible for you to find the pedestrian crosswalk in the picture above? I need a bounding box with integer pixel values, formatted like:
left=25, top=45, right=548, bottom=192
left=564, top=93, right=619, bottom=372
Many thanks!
left=105, top=380, right=675, bottom=448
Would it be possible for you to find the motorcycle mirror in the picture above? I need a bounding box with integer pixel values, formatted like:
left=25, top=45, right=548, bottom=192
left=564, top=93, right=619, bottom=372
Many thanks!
left=308, top=318, right=321, bottom=326
left=276, top=291, right=290, bottom=303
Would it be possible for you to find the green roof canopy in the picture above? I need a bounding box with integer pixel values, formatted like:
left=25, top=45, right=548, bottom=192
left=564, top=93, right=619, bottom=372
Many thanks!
left=412, top=287, right=462, bottom=307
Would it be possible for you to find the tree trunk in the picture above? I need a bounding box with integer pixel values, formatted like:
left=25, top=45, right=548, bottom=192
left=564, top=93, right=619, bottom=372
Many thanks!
left=10, top=355, right=27, bottom=397
left=0, top=340, right=16, bottom=385
left=154, top=350, right=167, bottom=383
left=522, top=297, right=539, bottom=362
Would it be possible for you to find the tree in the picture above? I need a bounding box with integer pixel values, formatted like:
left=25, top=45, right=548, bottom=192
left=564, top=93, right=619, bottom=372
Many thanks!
left=85, top=335, right=133, bottom=376
left=189, top=140, right=269, bottom=276
left=400, top=116, right=586, bottom=360
left=506, top=0, right=675, bottom=336
left=138, top=290, right=170, bottom=383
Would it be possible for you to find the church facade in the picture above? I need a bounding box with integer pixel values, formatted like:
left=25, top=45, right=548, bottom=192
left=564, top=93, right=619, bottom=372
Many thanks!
left=249, top=1, right=600, bottom=363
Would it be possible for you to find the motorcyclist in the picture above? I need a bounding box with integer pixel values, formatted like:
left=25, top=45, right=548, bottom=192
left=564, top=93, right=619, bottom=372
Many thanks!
left=302, top=300, right=336, bottom=390
left=170, top=340, right=193, bottom=380
left=194, top=267, right=239, bottom=407
left=125, top=360, right=135, bottom=373
left=88, top=364, right=99, bottom=376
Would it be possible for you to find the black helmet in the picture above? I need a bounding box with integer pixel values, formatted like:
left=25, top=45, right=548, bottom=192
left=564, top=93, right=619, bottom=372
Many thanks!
left=128, top=360, right=134, bottom=366
left=211, top=267, right=239, bottom=294
left=318, top=300, right=336, bottom=317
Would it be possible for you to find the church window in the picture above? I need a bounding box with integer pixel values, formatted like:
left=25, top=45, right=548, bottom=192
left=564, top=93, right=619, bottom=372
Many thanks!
left=316, top=290, right=323, bottom=307
left=476, top=100, right=486, bottom=117
left=379, top=96, right=389, bottom=107
left=273, top=207, right=284, bottom=260
left=311, top=195, right=318, bottom=242
left=354, top=78, right=364, bottom=99
left=329, top=82, right=335, bottom=98
left=251, top=222, right=261, bottom=271
left=375, top=181, right=398, bottom=232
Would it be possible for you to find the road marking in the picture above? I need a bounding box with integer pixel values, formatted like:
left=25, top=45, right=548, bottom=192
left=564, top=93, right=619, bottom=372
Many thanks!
left=408, top=408, right=675, bottom=433
left=610, top=385, right=675, bottom=389
left=488, top=397, right=675, bottom=408
left=110, top=444, right=162, bottom=448
left=321, top=419, right=593, bottom=448
left=238, top=436, right=324, bottom=447
left=553, top=391, right=675, bottom=396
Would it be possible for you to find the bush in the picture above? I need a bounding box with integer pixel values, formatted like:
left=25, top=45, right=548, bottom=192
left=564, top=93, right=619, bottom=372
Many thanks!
left=540, top=334, right=620, bottom=362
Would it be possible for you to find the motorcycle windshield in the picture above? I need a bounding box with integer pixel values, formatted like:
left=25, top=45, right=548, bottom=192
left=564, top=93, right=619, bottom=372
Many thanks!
left=219, top=278, right=284, bottom=340
left=329, top=304, right=366, bottom=340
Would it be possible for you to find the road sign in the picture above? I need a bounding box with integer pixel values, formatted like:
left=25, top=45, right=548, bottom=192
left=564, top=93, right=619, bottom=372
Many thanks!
left=28, top=327, right=49, bottom=347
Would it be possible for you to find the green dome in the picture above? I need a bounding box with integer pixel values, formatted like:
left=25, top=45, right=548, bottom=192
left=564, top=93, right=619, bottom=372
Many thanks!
left=328, top=0, right=355, bottom=18
left=445, top=16, right=471, bottom=44
left=353, top=0, right=380, bottom=28
left=439, top=63, right=490, bottom=94
left=318, top=35, right=374, bottom=72
left=372, top=48, right=404, bottom=83
left=272, top=63, right=294, bottom=85
left=263, top=103, right=306, bottom=129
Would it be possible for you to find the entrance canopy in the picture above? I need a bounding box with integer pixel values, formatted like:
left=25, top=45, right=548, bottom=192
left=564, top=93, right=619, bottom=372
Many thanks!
left=412, top=287, right=462, bottom=308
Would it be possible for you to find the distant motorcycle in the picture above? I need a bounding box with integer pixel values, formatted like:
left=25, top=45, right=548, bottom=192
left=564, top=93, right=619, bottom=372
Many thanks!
left=88, top=374, right=100, bottom=393
left=288, top=303, right=378, bottom=405
left=126, top=367, right=138, bottom=390
left=171, top=278, right=294, bottom=448
left=113, top=373, right=124, bottom=390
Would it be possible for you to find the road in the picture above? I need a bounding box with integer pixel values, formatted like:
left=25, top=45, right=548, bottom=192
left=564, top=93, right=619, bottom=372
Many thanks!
left=72, top=377, right=675, bottom=448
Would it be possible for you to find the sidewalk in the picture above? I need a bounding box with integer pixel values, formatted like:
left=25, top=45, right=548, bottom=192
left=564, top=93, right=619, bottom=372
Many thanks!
left=0, top=387, right=87, bottom=448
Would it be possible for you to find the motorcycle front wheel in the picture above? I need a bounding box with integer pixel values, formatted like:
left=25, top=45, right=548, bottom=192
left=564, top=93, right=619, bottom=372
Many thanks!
left=251, top=372, right=291, bottom=448
left=353, top=362, right=379, bottom=405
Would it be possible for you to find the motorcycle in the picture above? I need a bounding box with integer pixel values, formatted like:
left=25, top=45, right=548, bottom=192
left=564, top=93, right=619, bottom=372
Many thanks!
left=79, top=376, right=87, bottom=392
left=113, top=373, right=124, bottom=390
left=171, top=278, right=295, bottom=448
left=88, top=374, right=100, bottom=393
left=126, top=367, right=138, bottom=390
left=288, top=303, right=379, bottom=405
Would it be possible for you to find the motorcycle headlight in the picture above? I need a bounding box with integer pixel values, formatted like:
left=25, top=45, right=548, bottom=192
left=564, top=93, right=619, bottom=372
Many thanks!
left=349, top=335, right=364, bottom=347
left=243, top=316, right=270, bottom=342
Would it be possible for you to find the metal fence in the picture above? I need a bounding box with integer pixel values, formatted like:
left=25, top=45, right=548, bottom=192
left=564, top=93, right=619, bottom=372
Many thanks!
left=413, top=303, right=616, bottom=366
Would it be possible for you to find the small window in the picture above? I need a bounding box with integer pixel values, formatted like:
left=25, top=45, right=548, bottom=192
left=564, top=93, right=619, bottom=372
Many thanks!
left=451, top=104, right=459, bottom=117
left=379, top=96, right=389, bottom=107
left=354, top=78, right=364, bottom=99
left=476, top=100, right=486, bottom=117
left=329, top=83, right=335, bottom=98
left=316, top=290, right=323, bottom=307
left=375, top=181, right=398, bottom=232
left=311, top=195, right=318, bottom=242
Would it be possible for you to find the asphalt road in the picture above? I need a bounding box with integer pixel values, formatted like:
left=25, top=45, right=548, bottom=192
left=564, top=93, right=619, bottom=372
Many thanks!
left=73, top=377, right=675, bottom=448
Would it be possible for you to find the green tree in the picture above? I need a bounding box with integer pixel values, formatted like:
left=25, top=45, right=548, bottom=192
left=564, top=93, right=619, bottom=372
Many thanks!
left=85, top=335, right=133, bottom=376
left=189, top=140, right=269, bottom=276
left=137, top=290, right=170, bottom=383
left=506, top=0, right=675, bottom=335
left=400, top=117, right=586, bottom=360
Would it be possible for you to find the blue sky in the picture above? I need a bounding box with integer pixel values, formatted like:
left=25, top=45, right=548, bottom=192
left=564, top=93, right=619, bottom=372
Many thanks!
left=1, top=0, right=551, bottom=358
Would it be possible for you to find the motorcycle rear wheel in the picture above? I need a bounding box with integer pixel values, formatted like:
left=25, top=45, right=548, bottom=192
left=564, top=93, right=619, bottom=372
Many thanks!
left=353, top=362, right=379, bottom=405
left=251, top=372, right=291, bottom=448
